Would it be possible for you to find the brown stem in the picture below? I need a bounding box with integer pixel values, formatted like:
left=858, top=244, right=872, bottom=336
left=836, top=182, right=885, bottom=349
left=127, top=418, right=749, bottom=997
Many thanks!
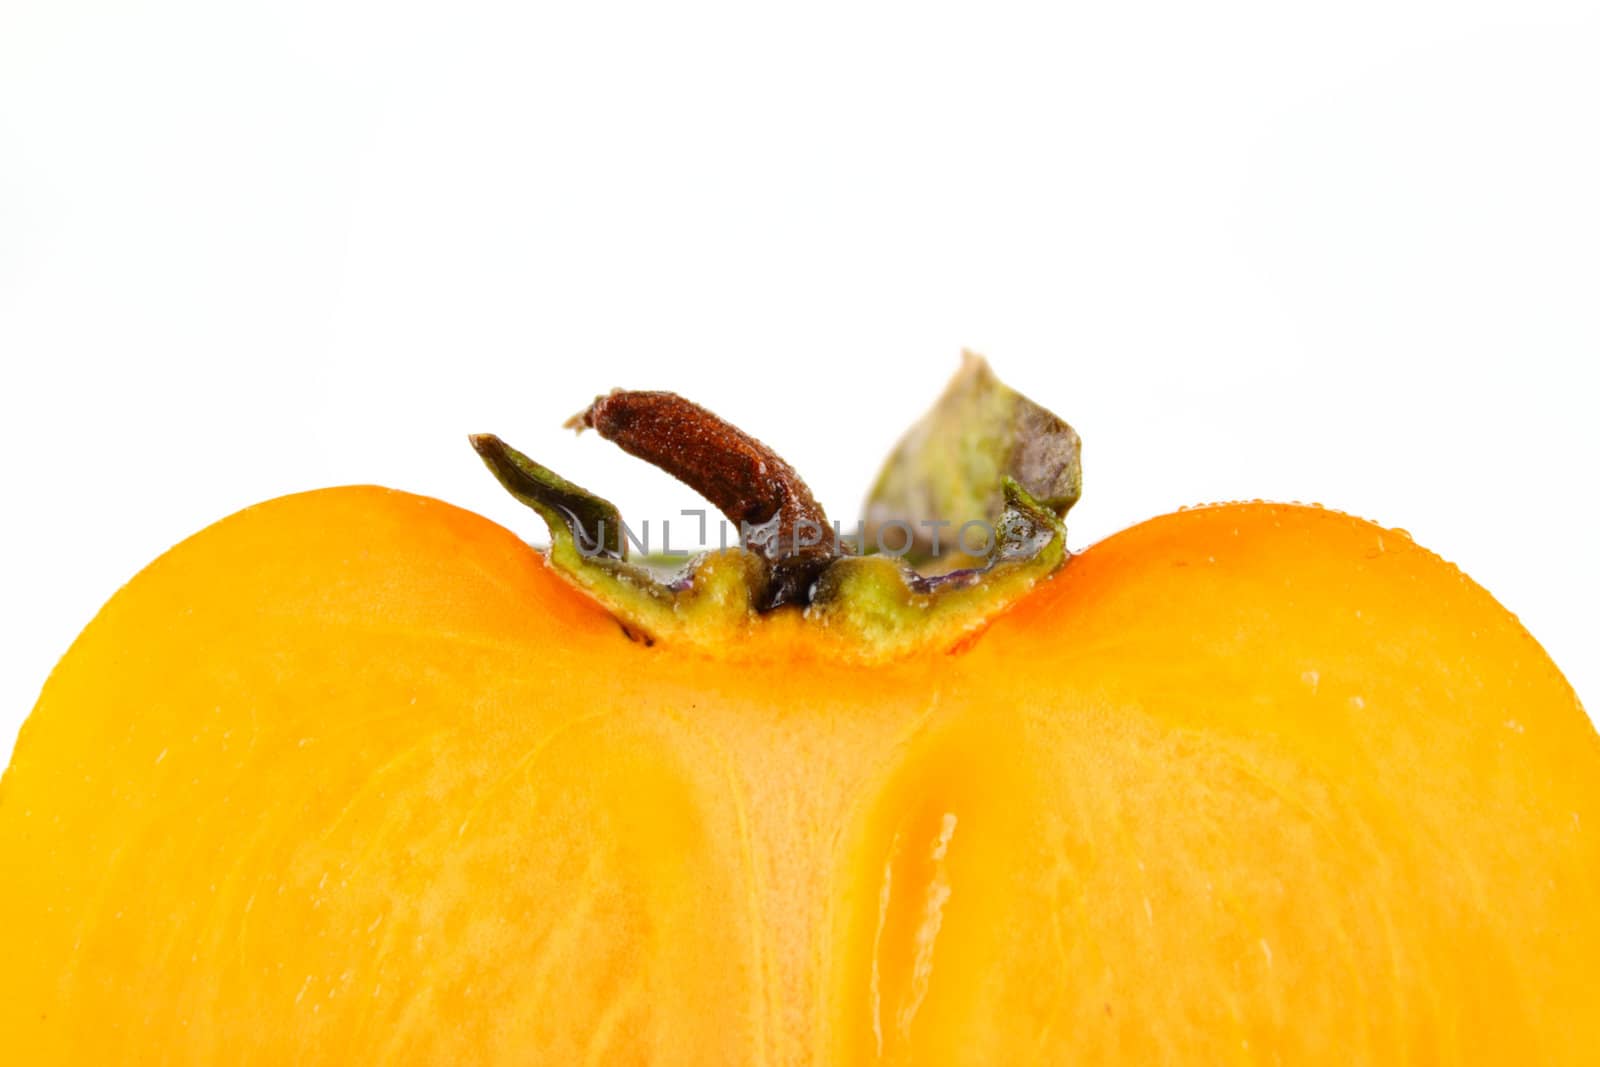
left=570, top=390, right=841, bottom=608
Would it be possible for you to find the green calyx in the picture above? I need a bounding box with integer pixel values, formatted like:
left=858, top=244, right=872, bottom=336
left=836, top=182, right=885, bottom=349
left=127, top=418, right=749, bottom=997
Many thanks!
left=864, top=351, right=1081, bottom=567
left=804, top=477, right=1067, bottom=653
left=470, top=355, right=1081, bottom=654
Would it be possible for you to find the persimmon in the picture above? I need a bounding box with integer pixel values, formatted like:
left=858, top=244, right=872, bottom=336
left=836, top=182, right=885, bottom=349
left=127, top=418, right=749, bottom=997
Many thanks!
left=1, top=358, right=1595, bottom=1064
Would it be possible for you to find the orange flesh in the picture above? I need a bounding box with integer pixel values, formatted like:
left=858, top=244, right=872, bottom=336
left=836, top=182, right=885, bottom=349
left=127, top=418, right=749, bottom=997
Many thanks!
left=1, top=487, right=1595, bottom=1064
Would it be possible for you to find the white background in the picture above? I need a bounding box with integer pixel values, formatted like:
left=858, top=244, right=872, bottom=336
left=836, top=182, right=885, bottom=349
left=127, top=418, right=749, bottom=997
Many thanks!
left=3, top=1, right=1597, bottom=762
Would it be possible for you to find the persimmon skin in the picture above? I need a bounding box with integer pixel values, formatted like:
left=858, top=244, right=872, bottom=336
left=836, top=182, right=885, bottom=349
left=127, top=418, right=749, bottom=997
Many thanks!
left=0, top=487, right=1595, bottom=1065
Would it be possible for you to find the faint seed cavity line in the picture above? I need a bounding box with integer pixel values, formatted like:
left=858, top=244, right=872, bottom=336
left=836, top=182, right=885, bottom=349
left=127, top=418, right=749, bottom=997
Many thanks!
left=899, top=812, right=958, bottom=1040
left=870, top=833, right=897, bottom=1058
